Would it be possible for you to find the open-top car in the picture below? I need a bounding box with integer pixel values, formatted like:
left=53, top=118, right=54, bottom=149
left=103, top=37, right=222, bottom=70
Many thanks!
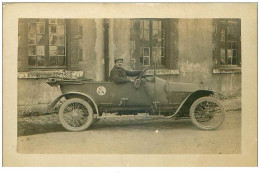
left=47, top=69, right=226, bottom=132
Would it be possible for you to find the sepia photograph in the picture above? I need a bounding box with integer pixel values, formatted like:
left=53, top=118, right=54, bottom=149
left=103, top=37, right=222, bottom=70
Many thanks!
left=3, top=3, right=257, bottom=166
left=17, top=18, right=241, bottom=154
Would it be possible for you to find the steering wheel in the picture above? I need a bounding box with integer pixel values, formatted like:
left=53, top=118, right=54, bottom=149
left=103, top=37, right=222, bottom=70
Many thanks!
left=133, top=67, right=149, bottom=88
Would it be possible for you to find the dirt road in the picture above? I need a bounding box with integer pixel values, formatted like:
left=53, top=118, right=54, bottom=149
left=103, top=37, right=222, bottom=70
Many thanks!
left=17, top=111, right=241, bottom=154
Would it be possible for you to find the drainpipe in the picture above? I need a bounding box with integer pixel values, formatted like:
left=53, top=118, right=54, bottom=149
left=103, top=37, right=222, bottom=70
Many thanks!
left=104, top=19, right=110, bottom=81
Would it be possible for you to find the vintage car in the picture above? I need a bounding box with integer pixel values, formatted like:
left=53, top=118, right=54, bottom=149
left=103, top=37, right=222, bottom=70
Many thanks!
left=47, top=69, right=226, bottom=132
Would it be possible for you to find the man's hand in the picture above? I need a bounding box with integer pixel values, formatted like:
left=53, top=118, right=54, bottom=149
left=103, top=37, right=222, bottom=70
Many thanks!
left=130, top=79, right=135, bottom=83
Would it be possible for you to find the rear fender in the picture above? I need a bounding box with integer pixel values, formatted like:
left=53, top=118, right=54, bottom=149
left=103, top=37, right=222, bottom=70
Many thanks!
left=48, top=92, right=99, bottom=117
left=173, top=90, right=214, bottom=117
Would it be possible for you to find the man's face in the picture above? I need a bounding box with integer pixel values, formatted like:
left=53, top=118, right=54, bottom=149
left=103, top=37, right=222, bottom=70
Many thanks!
left=115, top=60, right=123, bottom=68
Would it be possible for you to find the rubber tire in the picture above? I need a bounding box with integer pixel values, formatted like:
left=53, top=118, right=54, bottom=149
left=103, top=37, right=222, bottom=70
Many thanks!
left=59, top=98, right=94, bottom=132
left=190, top=96, right=226, bottom=130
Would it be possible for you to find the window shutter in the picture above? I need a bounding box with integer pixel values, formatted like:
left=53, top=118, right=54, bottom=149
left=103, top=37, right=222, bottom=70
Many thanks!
left=237, top=19, right=241, bottom=66
left=212, top=19, right=218, bottom=64
left=165, top=19, right=170, bottom=69
left=66, top=19, right=72, bottom=69
left=67, top=19, right=81, bottom=70
left=165, top=19, right=178, bottom=69
left=78, top=20, right=83, bottom=62
left=132, top=19, right=142, bottom=69
left=18, top=19, right=29, bottom=72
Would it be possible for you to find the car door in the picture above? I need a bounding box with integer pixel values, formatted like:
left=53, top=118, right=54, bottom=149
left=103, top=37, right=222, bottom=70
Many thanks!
left=109, top=82, right=151, bottom=106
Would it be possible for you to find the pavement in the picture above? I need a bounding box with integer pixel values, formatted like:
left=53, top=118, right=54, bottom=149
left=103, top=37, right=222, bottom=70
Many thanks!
left=17, top=110, right=241, bottom=154
left=17, top=97, right=241, bottom=136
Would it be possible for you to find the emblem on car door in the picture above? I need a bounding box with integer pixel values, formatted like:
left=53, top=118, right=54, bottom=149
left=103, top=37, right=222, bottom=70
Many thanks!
left=96, top=86, right=106, bottom=95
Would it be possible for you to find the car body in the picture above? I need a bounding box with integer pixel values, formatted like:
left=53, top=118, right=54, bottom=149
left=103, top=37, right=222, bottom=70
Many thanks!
left=47, top=73, right=226, bottom=132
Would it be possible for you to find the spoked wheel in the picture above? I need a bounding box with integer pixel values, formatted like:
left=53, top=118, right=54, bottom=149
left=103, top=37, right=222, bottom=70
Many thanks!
left=190, top=97, right=225, bottom=130
left=59, top=98, right=94, bottom=131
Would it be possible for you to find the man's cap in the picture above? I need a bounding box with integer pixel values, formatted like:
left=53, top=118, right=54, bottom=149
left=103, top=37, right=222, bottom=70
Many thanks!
left=114, top=58, right=123, bottom=63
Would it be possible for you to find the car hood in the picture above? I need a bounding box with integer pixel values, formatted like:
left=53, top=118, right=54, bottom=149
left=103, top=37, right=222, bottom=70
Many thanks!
left=154, top=77, right=208, bottom=92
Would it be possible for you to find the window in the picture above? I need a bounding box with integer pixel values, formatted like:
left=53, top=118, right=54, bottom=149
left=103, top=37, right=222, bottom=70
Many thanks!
left=27, top=19, right=66, bottom=68
left=213, top=19, right=241, bottom=66
left=130, top=19, right=165, bottom=68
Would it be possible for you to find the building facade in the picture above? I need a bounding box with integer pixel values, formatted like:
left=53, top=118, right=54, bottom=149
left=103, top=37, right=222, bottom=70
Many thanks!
left=18, top=18, right=241, bottom=115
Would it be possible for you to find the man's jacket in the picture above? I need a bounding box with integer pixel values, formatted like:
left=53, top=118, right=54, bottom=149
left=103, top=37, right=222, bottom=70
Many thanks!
left=110, top=66, right=142, bottom=84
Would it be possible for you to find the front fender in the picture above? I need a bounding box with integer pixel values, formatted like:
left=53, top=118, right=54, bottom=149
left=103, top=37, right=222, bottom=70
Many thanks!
left=48, top=92, right=99, bottom=117
left=173, top=90, right=215, bottom=117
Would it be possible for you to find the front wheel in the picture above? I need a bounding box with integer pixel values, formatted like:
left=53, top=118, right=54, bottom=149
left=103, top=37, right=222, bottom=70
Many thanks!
left=59, top=98, right=94, bottom=131
left=190, top=97, right=226, bottom=130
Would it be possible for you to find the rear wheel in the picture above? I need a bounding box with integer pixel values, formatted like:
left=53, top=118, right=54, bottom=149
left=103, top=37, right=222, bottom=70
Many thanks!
left=59, top=98, right=94, bottom=131
left=190, top=97, right=225, bottom=130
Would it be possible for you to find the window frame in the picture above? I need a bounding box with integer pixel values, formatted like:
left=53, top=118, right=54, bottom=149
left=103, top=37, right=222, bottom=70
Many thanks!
left=130, top=18, right=166, bottom=69
left=213, top=19, right=241, bottom=68
left=27, top=18, right=67, bottom=70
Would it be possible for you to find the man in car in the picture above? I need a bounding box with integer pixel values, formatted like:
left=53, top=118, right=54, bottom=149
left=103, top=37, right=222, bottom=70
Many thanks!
left=110, top=58, right=142, bottom=84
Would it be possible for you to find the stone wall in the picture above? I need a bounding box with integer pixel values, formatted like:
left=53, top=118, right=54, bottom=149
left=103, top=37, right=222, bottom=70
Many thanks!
left=177, top=19, right=241, bottom=96
left=80, top=19, right=105, bottom=81
left=109, top=19, right=132, bottom=71
left=18, top=78, right=61, bottom=116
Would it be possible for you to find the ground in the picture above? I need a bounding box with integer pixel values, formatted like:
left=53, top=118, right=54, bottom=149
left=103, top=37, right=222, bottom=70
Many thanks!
left=17, top=110, right=241, bottom=154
